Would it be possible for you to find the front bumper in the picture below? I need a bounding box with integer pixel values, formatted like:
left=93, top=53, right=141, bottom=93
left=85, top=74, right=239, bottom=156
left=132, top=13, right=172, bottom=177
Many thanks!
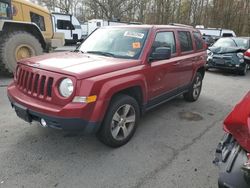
left=8, top=95, right=100, bottom=133
left=207, top=59, right=245, bottom=71
left=214, top=134, right=250, bottom=188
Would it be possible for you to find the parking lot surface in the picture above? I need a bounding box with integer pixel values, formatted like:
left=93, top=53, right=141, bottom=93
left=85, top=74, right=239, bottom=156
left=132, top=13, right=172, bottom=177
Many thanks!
left=0, top=70, right=249, bottom=188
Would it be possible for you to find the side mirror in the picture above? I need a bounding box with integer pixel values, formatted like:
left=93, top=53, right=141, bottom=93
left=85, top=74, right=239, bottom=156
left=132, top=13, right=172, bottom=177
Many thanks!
left=244, top=49, right=250, bottom=65
left=149, top=47, right=171, bottom=61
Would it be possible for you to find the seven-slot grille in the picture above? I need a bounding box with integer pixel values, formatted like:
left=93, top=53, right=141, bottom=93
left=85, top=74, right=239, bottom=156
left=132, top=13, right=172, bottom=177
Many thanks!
left=16, top=66, right=54, bottom=100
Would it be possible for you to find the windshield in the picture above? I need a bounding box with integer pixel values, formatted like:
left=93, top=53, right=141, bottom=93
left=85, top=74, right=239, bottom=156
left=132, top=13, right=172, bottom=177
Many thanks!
left=213, top=38, right=249, bottom=49
left=0, top=1, right=10, bottom=18
left=78, top=28, right=149, bottom=59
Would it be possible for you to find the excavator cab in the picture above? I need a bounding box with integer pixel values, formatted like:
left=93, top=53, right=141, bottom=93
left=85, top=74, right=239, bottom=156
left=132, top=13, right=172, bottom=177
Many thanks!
left=0, top=0, right=12, bottom=19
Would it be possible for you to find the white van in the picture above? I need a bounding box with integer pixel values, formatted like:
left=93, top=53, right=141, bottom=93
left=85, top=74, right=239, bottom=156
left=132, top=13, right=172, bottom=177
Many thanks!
left=52, top=13, right=82, bottom=44
left=81, top=19, right=140, bottom=38
left=198, top=28, right=236, bottom=38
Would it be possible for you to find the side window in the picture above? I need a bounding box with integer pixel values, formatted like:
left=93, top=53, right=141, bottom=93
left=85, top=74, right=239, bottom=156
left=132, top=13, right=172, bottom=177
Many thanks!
left=30, top=12, right=45, bottom=31
left=178, top=31, right=193, bottom=52
left=222, top=33, right=233, bottom=37
left=153, top=32, right=176, bottom=54
left=57, top=20, right=75, bottom=30
left=193, top=32, right=203, bottom=50
left=0, top=2, right=9, bottom=18
left=96, top=22, right=101, bottom=27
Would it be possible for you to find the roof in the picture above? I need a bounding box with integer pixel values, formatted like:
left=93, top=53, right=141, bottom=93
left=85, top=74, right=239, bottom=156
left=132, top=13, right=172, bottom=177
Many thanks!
left=13, top=0, right=50, bottom=15
left=52, top=12, right=72, bottom=16
left=102, top=24, right=198, bottom=31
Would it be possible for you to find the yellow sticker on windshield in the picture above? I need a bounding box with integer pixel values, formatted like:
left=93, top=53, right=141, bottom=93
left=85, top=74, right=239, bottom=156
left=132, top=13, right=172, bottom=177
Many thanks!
left=132, top=42, right=141, bottom=49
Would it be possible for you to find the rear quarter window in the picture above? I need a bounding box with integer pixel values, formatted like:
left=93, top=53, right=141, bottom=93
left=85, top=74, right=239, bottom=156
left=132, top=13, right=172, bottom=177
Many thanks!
left=178, top=31, right=193, bottom=52
left=193, top=31, right=204, bottom=50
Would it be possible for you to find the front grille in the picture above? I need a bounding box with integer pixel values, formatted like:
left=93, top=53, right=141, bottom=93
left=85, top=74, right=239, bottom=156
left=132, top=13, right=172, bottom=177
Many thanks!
left=16, top=66, right=54, bottom=100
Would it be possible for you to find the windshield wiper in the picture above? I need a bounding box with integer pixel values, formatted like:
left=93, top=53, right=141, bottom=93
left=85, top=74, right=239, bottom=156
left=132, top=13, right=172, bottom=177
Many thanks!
left=230, top=38, right=238, bottom=47
left=73, top=49, right=84, bottom=53
left=86, top=51, right=115, bottom=57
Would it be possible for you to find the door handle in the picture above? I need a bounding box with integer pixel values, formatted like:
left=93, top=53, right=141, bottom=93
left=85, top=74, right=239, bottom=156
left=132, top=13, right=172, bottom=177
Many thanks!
left=173, top=62, right=180, bottom=66
left=194, top=57, right=201, bottom=61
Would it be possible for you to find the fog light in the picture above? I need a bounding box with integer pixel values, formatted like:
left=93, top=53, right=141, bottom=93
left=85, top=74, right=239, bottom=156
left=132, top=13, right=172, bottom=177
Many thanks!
left=40, top=118, right=48, bottom=127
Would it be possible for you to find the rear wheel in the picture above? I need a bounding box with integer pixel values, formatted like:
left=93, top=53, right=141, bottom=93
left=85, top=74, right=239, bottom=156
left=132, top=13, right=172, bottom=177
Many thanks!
left=0, top=31, right=43, bottom=74
left=183, top=72, right=203, bottom=102
left=97, top=94, right=140, bottom=148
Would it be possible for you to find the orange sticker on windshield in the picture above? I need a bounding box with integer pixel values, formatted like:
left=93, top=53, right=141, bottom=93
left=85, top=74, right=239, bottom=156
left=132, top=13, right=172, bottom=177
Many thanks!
left=132, top=42, right=141, bottom=49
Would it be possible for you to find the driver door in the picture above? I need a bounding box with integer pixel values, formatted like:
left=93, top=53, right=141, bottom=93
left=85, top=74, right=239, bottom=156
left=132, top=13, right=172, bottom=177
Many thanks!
left=146, top=30, right=181, bottom=100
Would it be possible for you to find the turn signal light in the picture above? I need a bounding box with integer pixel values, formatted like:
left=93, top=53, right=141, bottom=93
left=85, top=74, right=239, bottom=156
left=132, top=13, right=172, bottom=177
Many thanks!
left=72, top=95, right=97, bottom=103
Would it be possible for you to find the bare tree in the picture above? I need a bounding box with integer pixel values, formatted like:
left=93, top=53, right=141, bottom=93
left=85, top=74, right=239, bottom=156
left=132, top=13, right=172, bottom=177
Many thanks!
left=38, top=0, right=250, bottom=36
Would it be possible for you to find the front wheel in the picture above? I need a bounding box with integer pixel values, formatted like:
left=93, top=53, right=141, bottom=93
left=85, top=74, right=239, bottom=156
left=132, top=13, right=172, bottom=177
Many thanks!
left=97, top=94, right=140, bottom=148
left=183, top=72, right=203, bottom=102
left=238, top=64, right=248, bottom=76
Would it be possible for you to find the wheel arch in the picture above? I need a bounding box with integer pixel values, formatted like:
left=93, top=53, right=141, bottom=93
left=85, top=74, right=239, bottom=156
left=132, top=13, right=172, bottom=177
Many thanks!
left=111, top=86, right=144, bottom=111
left=1, top=21, right=47, bottom=50
left=196, top=66, right=205, bottom=79
left=90, top=76, right=148, bottom=125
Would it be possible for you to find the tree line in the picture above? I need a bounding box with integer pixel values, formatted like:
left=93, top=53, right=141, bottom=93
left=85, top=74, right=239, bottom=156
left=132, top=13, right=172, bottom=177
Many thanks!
left=34, top=0, right=250, bottom=36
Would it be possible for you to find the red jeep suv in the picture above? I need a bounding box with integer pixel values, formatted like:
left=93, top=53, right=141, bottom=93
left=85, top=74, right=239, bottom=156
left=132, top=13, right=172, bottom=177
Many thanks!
left=8, top=25, right=207, bottom=147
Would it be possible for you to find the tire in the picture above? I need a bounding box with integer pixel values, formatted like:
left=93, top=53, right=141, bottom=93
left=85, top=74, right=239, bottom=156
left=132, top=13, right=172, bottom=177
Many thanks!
left=97, top=94, right=140, bottom=148
left=183, top=72, right=203, bottom=102
left=205, top=64, right=209, bottom=71
left=238, top=64, right=248, bottom=76
left=0, top=31, right=43, bottom=74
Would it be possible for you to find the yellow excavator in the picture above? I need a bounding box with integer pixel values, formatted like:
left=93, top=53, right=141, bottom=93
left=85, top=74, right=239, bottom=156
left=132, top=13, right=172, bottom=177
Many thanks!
left=0, top=0, right=65, bottom=73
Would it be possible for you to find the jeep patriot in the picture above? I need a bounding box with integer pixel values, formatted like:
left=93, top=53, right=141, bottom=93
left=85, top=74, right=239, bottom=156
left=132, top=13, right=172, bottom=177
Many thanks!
left=8, top=25, right=207, bottom=147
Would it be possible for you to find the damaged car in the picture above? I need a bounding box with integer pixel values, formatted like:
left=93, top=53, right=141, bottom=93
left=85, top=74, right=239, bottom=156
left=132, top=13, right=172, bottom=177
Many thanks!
left=207, top=37, right=250, bottom=75
left=214, top=91, right=250, bottom=188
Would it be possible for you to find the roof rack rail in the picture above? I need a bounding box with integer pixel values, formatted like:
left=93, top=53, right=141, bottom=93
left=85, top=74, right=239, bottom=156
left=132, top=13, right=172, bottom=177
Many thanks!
left=168, top=23, right=194, bottom=28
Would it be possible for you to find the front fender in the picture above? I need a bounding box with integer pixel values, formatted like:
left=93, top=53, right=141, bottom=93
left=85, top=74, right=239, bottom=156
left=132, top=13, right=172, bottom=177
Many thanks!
left=89, top=74, right=148, bottom=122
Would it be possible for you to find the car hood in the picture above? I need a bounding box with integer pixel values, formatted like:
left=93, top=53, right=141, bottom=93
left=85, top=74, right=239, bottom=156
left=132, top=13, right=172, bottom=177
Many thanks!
left=19, top=52, right=141, bottom=79
left=209, top=46, right=245, bottom=54
left=224, top=91, right=250, bottom=152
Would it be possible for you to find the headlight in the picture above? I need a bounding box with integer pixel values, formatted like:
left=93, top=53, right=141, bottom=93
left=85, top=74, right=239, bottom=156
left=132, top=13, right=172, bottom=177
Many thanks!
left=237, top=52, right=244, bottom=59
left=207, top=50, right=213, bottom=56
left=59, top=78, right=74, bottom=98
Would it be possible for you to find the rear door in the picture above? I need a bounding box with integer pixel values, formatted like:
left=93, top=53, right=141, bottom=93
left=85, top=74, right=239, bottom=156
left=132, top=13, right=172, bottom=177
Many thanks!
left=176, top=30, right=196, bottom=87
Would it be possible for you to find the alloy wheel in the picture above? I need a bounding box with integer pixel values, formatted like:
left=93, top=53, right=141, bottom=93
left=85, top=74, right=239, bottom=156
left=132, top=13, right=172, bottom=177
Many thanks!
left=111, top=104, right=136, bottom=141
left=193, top=76, right=202, bottom=99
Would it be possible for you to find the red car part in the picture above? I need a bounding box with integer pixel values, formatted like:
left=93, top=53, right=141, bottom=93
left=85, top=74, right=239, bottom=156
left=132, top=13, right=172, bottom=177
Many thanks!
left=244, top=49, right=250, bottom=61
left=224, top=91, right=250, bottom=152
